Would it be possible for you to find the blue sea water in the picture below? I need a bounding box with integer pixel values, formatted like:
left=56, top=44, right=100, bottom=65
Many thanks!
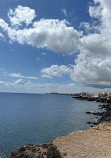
left=0, top=92, right=102, bottom=158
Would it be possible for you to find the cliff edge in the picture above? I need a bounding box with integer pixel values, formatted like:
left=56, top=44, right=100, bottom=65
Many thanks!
left=10, top=122, right=111, bottom=158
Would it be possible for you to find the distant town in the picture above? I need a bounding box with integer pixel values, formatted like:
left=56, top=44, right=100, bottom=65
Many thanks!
left=50, top=92, right=111, bottom=103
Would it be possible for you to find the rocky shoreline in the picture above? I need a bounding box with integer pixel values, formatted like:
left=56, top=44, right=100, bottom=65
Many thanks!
left=10, top=96, right=111, bottom=158
left=10, top=143, right=63, bottom=158
left=73, top=93, right=111, bottom=126
left=10, top=123, right=111, bottom=158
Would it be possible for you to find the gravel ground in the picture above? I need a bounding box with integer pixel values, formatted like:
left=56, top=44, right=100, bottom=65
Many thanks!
left=53, top=122, right=111, bottom=158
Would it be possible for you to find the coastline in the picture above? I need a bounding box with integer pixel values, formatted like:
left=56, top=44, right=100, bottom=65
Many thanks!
left=10, top=96, right=111, bottom=158
left=53, top=121, right=111, bottom=158
left=10, top=122, right=111, bottom=158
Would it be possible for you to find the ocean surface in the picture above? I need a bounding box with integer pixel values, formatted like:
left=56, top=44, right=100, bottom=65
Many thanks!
left=0, top=92, right=102, bottom=158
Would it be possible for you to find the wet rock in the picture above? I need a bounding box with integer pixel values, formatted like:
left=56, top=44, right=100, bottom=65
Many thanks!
left=86, top=111, right=105, bottom=116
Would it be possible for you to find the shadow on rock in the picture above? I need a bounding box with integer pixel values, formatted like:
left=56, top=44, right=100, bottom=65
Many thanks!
left=10, top=142, right=62, bottom=158
left=86, top=104, right=111, bottom=126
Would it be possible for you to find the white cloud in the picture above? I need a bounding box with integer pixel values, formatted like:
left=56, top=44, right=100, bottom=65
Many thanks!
left=71, top=55, right=111, bottom=88
left=0, top=6, right=81, bottom=54
left=0, top=79, right=75, bottom=93
left=41, top=65, right=73, bottom=78
left=89, top=0, right=111, bottom=28
left=1, top=2, right=111, bottom=89
left=8, top=73, right=37, bottom=80
left=15, top=79, right=24, bottom=85
left=0, top=79, right=25, bottom=86
left=0, top=79, right=111, bottom=93
left=80, top=33, right=111, bottom=56
left=8, top=5, right=36, bottom=27
left=70, top=0, right=111, bottom=88
left=0, top=33, right=5, bottom=39
left=41, top=74, right=53, bottom=78
left=78, top=0, right=111, bottom=57
left=0, top=19, right=9, bottom=31
left=61, top=9, right=67, bottom=17
left=89, top=4, right=102, bottom=19
left=1, top=79, right=110, bottom=93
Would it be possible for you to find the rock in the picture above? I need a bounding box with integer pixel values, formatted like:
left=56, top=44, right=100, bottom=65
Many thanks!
left=10, top=143, right=62, bottom=158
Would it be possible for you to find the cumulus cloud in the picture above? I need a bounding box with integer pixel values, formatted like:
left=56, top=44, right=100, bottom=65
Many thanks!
left=8, top=73, right=37, bottom=80
left=8, top=5, right=36, bottom=27
left=80, top=0, right=111, bottom=56
left=89, top=0, right=111, bottom=27
left=15, top=79, right=24, bottom=85
left=41, top=65, right=73, bottom=78
left=1, top=2, right=111, bottom=89
left=70, top=0, right=111, bottom=88
left=71, top=55, right=111, bottom=88
left=0, top=6, right=81, bottom=54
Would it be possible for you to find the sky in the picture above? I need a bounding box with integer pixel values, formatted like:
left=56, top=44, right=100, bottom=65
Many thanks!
left=0, top=0, right=111, bottom=93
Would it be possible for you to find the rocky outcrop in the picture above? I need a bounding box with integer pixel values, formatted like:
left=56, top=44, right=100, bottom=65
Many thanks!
left=10, top=142, right=62, bottom=158
left=10, top=122, right=111, bottom=158
left=86, top=102, right=111, bottom=126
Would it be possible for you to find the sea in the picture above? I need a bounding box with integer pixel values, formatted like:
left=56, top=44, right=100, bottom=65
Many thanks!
left=0, top=92, right=102, bottom=158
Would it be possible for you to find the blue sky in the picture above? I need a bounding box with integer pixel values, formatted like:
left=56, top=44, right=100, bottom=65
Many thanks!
left=0, top=0, right=111, bottom=93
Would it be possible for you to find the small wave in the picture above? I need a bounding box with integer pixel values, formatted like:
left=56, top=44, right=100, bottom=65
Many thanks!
left=0, top=152, right=7, bottom=158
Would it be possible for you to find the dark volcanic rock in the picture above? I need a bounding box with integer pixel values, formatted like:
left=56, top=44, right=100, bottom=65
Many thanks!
left=86, top=103, right=111, bottom=126
left=86, top=111, right=105, bottom=116
left=10, top=143, right=62, bottom=158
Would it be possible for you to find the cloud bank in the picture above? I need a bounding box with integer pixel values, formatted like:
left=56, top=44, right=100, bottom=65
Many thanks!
left=0, top=79, right=106, bottom=94
left=0, top=79, right=76, bottom=93
left=72, top=0, right=111, bottom=88
left=8, top=72, right=37, bottom=80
